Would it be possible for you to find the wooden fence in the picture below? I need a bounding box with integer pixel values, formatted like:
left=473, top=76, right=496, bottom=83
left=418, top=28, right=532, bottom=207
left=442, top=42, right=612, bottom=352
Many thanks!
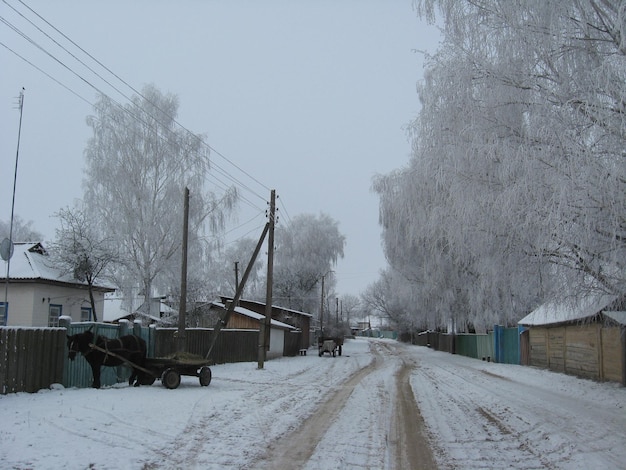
left=0, top=327, right=66, bottom=394
left=1, top=322, right=303, bottom=394
left=154, top=328, right=259, bottom=363
left=527, top=324, right=625, bottom=384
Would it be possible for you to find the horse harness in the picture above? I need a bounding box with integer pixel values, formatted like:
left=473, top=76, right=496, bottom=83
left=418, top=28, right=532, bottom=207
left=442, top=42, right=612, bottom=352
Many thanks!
left=81, top=335, right=142, bottom=364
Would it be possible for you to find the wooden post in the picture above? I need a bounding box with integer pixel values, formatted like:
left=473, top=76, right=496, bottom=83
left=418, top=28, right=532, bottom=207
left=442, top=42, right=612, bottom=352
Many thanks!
left=319, top=274, right=325, bottom=337
left=177, top=187, right=190, bottom=352
left=620, top=326, right=626, bottom=387
left=205, top=223, right=270, bottom=360
left=258, top=189, right=275, bottom=369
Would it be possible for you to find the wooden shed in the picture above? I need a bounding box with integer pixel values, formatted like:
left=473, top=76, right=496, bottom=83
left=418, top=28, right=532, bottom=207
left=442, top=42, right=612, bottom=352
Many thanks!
left=207, top=301, right=296, bottom=359
left=519, top=294, right=626, bottom=385
left=220, top=297, right=313, bottom=349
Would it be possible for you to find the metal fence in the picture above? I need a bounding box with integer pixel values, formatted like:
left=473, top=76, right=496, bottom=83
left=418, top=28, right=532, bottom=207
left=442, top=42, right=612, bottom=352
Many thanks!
left=401, top=327, right=520, bottom=364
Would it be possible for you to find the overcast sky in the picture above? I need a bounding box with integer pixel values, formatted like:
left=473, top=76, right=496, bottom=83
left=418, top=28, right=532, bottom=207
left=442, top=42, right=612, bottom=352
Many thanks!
left=0, top=0, right=440, bottom=296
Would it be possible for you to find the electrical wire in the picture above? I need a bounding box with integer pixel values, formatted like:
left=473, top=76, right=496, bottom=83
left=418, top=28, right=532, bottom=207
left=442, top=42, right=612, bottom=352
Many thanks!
left=1, top=1, right=272, bottom=213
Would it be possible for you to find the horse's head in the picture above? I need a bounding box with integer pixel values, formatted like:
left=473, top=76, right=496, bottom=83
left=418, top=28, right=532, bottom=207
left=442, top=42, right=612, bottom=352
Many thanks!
left=66, top=330, right=94, bottom=360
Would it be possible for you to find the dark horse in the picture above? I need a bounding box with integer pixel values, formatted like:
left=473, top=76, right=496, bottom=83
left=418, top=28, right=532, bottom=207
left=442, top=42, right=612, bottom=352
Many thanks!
left=67, top=329, right=147, bottom=388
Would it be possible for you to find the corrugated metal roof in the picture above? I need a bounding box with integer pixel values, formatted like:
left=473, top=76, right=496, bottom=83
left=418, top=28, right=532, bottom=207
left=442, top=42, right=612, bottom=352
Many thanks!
left=518, top=293, right=618, bottom=326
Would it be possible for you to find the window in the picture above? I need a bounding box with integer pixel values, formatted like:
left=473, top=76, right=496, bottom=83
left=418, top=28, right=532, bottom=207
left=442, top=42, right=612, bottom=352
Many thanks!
left=0, top=302, right=6, bottom=326
left=81, top=306, right=92, bottom=322
left=48, top=304, right=62, bottom=327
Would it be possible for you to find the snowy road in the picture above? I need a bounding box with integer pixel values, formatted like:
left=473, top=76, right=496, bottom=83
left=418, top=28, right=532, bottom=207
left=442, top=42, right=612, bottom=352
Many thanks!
left=1, top=338, right=625, bottom=469
left=410, top=346, right=626, bottom=469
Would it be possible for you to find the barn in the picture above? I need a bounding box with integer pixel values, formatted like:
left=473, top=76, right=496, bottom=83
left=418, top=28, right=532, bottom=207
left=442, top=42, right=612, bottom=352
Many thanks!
left=519, top=293, right=626, bottom=385
left=220, top=297, right=313, bottom=349
left=207, top=301, right=296, bottom=359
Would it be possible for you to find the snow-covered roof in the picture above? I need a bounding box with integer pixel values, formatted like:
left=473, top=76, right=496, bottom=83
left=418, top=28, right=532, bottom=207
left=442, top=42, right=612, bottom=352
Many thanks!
left=212, top=301, right=296, bottom=330
left=1, top=242, right=114, bottom=291
left=518, top=293, right=618, bottom=327
left=103, top=296, right=167, bottom=323
left=604, top=311, right=626, bottom=326
left=221, top=296, right=313, bottom=317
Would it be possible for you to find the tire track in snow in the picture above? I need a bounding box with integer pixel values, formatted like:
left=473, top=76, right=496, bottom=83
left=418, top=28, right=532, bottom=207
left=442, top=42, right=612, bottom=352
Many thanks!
left=256, top=340, right=436, bottom=470
left=256, top=349, right=384, bottom=469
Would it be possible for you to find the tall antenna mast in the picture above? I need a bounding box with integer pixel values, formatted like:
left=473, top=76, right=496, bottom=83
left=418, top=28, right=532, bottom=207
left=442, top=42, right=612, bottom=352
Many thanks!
left=2, top=88, right=25, bottom=325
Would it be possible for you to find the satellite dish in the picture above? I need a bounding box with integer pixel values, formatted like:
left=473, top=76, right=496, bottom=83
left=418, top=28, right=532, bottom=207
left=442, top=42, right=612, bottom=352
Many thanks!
left=1, top=238, right=14, bottom=261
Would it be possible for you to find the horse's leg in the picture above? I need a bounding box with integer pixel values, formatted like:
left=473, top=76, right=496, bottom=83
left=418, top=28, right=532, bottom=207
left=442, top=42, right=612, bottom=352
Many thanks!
left=129, top=362, right=138, bottom=386
left=90, top=362, right=101, bottom=389
left=127, top=352, right=140, bottom=386
left=131, top=368, right=141, bottom=387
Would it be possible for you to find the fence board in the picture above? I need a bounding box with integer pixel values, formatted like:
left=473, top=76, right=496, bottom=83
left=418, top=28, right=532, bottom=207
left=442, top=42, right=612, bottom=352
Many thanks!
left=154, top=328, right=259, bottom=364
left=0, top=327, right=66, bottom=394
left=602, top=327, right=622, bottom=383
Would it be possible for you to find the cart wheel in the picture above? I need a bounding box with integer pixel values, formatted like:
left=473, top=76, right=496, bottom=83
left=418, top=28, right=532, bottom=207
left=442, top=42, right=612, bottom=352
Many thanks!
left=161, top=368, right=181, bottom=389
left=199, top=366, right=212, bottom=386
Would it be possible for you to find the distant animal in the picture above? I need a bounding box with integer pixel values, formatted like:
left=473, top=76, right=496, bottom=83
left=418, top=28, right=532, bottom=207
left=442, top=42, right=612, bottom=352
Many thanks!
left=67, top=329, right=147, bottom=388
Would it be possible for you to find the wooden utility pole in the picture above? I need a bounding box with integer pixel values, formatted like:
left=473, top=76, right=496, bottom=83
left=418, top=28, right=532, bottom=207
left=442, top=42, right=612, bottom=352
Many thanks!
left=205, top=222, right=269, bottom=360
left=177, top=187, right=190, bottom=352
left=319, top=274, right=325, bottom=336
left=258, top=189, right=275, bottom=369
left=234, top=261, right=240, bottom=305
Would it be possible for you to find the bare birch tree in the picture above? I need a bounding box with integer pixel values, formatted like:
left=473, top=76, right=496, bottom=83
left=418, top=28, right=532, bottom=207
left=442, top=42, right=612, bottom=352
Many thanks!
left=273, top=213, right=345, bottom=314
left=83, top=85, right=237, bottom=315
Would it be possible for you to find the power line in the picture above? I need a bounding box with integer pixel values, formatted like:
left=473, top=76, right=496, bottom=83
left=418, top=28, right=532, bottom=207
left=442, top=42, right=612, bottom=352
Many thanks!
left=14, top=0, right=271, bottom=197
left=0, top=40, right=92, bottom=106
left=2, top=1, right=270, bottom=209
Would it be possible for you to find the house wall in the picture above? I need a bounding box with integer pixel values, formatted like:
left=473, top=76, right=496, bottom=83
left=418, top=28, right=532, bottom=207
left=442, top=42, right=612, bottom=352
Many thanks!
left=6, top=283, right=105, bottom=327
left=5, top=285, right=35, bottom=326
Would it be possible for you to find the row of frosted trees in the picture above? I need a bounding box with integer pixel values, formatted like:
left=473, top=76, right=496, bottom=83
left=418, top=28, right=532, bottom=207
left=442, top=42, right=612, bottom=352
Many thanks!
left=370, top=1, right=626, bottom=332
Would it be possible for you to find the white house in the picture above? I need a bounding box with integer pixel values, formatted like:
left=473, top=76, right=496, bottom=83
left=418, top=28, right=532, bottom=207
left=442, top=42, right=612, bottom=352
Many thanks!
left=0, top=242, right=115, bottom=327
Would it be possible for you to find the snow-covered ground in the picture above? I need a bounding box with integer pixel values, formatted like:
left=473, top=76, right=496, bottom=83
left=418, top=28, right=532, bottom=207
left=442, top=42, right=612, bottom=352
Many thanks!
left=1, top=338, right=624, bottom=469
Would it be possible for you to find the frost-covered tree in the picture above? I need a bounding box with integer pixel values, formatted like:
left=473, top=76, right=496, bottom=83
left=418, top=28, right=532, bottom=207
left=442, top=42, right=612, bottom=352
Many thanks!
left=0, top=216, right=42, bottom=243
left=375, top=1, right=626, bottom=330
left=49, top=206, right=117, bottom=322
left=211, top=237, right=266, bottom=300
left=83, top=85, right=237, bottom=315
left=273, top=213, right=345, bottom=314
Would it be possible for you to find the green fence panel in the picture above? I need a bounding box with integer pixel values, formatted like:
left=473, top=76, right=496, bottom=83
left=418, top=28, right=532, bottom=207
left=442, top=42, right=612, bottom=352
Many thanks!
left=455, top=334, right=478, bottom=358
left=476, top=333, right=494, bottom=361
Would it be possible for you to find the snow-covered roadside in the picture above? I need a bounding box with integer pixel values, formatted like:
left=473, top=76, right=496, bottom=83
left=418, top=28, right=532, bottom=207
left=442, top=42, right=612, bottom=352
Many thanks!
left=1, top=338, right=625, bottom=469
left=0, top=339, right=373, bottom=470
